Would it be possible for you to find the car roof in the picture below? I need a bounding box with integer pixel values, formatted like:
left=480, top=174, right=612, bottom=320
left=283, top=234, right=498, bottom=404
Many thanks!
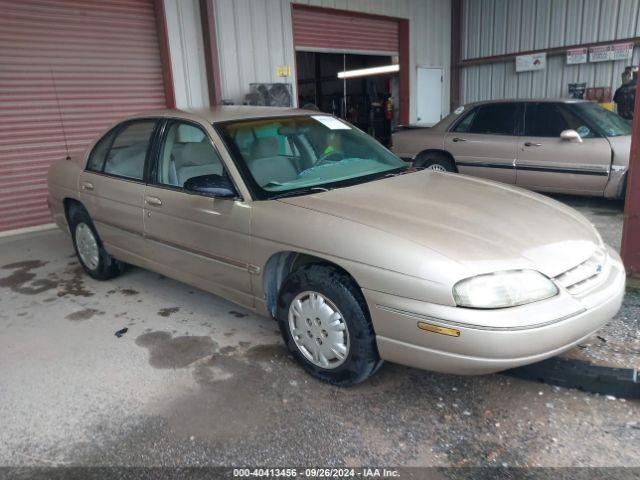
left=462, top=98, right=591, bottom=108
left=129, top=105, right=318, bottom=124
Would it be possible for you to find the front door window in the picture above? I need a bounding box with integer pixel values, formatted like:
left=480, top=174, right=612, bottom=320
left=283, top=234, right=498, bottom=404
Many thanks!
left=157, top=122, right=225, bottom=188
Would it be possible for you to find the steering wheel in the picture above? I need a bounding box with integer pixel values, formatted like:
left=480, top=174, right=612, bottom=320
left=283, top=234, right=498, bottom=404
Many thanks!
left=316, top=150, right=344, bottom=165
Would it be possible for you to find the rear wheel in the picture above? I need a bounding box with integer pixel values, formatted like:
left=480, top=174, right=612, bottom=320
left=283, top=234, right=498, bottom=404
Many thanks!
left=68, top=205, right=124, bottom=280
left=277, top=264, right=380, bottom=386
left=414, top=152, right=456, bottom=172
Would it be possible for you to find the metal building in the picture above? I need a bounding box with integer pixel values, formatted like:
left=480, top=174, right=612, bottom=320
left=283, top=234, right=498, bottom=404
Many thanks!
left=460, top=0, right=640, bottom=104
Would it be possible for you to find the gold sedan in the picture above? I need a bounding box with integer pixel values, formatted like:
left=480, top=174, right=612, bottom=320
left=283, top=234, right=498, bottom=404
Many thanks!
left=48, top=107, right=626, bottom=385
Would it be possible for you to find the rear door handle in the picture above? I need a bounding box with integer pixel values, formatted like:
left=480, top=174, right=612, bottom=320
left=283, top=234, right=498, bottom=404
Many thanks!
left=81, top=182, right=94, bottom=191
left=524, top=142, right=542, bottom=147
left=452, top=137, right=467, bottom=142
left=145, top=196, right=162, bottom=206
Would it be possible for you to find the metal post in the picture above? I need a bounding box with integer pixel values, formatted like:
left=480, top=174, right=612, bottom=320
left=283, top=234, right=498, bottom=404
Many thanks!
left=621, top=76, right=640, bottom=277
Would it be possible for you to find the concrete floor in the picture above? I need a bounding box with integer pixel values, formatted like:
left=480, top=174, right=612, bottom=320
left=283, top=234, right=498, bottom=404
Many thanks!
left=0, top=196, right=638, bottom=467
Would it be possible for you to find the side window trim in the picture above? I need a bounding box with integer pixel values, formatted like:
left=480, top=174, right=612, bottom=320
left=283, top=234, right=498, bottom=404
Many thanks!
left=87, top=118, right=159, bottom=183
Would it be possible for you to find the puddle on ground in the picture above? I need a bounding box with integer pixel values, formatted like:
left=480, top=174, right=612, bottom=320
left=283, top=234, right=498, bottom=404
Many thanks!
left=56, top=265, right=94, bottom=298
left=65, top=308, right=102, bottom=321
left=0, top=260, right=57, bottom=295
left=119, top=288, right=139, bottom=296
left=135, top=331, right=218, bottom=369
left=228, top=310, right=248, bottom=318
left=158, top=307, right=180, bottom=317
left=244, top=343, right=288, bottom=361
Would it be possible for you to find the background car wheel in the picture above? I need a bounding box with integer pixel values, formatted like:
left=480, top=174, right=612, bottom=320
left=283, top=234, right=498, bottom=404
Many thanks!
left=276, top=264, right=381, bottom=386
left=414, top=152, right=456, bottom=172
left=68, top=205, right=124, bottom=280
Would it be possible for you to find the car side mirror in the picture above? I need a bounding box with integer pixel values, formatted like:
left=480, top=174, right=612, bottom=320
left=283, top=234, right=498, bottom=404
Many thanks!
left=183, top=174, right=237, bottom=198
left=560, top=129, right=583, bottom=143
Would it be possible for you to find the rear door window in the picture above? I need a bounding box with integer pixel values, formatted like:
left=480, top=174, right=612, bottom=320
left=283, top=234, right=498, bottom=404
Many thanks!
left=103, top=121, right=156, bottom=180
left=466, top=103, right=520, bottom=135
left=452, top=108, right=478, bottom=133
left=87, top=129, right=117, bottom=172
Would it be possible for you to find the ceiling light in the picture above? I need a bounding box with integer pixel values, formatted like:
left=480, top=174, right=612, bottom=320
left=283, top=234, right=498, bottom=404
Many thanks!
left=337, top=64, right=400, bottom=79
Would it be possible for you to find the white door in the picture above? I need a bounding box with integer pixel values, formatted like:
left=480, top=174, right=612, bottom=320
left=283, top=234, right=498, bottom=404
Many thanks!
left=416, top=67, right=443, bottom=126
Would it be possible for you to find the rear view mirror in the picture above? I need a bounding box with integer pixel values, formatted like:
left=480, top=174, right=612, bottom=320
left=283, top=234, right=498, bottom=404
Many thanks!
left=183, top=174, right=237, bottom=198
left=560, top=129, right=583, bottom=143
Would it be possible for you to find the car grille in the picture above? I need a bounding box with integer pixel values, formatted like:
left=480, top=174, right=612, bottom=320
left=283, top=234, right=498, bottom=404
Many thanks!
left=554, top=249, right=607, bottom=296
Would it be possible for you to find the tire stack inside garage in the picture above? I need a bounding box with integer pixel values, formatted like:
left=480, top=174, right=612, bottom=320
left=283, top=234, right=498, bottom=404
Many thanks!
left=0, top=0, right=167, bottom=232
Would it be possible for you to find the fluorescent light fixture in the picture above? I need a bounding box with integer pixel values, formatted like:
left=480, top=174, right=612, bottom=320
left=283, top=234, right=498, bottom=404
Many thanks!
left=337, top=64, right=400, bottom=79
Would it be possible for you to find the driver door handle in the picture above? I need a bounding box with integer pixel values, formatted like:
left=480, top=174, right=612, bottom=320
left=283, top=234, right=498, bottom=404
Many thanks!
left=452, top=137, right=467, bottom=142
left=145, top=196, right=162, bottom=206
left=524, top=142, right=542, bottom=147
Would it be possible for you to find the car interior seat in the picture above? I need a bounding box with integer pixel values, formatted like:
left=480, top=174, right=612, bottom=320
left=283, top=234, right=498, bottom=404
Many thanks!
left=247, top=136, right=298, bottom=186
left=173, top=124, right=223, bottom=186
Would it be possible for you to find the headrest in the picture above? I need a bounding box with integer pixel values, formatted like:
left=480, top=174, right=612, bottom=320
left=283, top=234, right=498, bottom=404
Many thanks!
left=250, top=137, right=279, bottom=159
left=177, top=124, right=206, bottom=143
left=181, top=141, right=215, bottom=166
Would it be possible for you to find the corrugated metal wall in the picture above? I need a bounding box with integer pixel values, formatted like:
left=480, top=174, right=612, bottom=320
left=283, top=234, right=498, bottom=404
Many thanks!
left=0, top=0, right=167, bottom=232
left=461, top=0, right=640, bottom=104
left=163, top=0, right=210, bottom=109
left=212, top=0, right=451, bottom=123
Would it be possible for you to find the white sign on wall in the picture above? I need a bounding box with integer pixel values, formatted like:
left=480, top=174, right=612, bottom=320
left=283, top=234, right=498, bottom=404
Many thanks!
left=589, top=42, right=634, bottom=62
left=515, top=52, right=546, bottom=72
left=611, top=42, right=634, bottom=61
left=589, top=45, right=611, bottom=62
left=567, top=48, right=588, bottom=64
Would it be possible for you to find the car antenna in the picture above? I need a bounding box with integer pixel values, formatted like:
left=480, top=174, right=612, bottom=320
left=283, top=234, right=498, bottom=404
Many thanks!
left=50, top=66, right=71, bottom=161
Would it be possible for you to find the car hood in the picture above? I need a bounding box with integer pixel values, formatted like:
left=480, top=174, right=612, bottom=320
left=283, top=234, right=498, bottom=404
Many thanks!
left=278, top=171, right=602, bottom=278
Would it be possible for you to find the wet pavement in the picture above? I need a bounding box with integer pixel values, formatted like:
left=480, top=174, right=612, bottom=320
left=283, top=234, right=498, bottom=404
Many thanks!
left=0, top=196, right=638, bottom=467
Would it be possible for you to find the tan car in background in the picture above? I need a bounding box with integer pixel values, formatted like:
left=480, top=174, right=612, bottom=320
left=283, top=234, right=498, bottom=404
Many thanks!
left=48, top=107, right=625, bottom=385
left=393, top=99, right=632, bottom=199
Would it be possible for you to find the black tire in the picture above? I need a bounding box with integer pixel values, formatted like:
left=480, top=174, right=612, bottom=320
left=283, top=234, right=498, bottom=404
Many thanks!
left=276, top=264, right=381, bottom=386
left=414, top=151, right=456, bottom=172
left=68, top=205, right=124, bottom=281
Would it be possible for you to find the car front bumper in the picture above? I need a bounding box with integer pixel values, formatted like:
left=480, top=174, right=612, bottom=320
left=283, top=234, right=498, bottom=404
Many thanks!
left=364, top=246, right=626, bottom=375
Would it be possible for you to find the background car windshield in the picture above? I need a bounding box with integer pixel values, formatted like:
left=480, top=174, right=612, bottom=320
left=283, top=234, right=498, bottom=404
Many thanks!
left=217, top=115, right=405, bottom=195
left=567, top=102, right=631, bottom=137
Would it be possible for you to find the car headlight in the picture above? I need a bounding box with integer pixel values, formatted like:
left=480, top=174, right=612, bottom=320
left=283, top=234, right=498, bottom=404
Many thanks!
left=453, top=270, right=558, bottom=309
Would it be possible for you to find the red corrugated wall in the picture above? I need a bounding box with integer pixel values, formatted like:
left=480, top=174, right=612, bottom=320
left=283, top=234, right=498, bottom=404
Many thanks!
left=291, top=5, right=399, bottom=54
left=0, top=0, right=167, bottom=232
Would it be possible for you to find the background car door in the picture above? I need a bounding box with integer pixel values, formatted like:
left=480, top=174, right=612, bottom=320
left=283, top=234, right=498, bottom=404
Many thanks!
left=444, top=103, right=521, bottom=184
left=143, top=120, right=253, bottom=308
left=79, top=119, right=157, bottom=261
left=516, top=102, right=611, bottom=195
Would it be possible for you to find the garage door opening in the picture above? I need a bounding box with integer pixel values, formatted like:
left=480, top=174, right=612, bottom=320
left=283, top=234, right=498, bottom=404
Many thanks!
left=291, top=4, right=409, bottom=138
left=296, top=51, right=397, bottom=146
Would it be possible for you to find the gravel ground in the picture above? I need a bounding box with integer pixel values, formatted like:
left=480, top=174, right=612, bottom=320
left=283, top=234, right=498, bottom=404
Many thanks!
left=548, top=195, right=639, bottom=369
left=0, top=196, right=638, bottom=468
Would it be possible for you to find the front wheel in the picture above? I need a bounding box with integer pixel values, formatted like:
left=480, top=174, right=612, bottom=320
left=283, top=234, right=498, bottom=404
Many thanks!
left=277, top=264, right=380, bottom=386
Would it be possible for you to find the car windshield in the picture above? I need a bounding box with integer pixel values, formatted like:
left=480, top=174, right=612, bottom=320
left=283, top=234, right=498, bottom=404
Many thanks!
left=566, top=102, right=632, bottom=137
left=216, top=115, right=406, bottom=198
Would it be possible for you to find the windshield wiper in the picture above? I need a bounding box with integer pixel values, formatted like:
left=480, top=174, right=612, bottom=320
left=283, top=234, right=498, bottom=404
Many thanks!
left=270, top=186, right=331, bottom=200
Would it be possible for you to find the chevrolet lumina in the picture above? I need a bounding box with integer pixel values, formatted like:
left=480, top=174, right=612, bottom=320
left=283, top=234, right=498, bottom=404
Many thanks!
left=392, top=99, right=631, bottom=199
left=47, top=107, right=626, bottom=385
